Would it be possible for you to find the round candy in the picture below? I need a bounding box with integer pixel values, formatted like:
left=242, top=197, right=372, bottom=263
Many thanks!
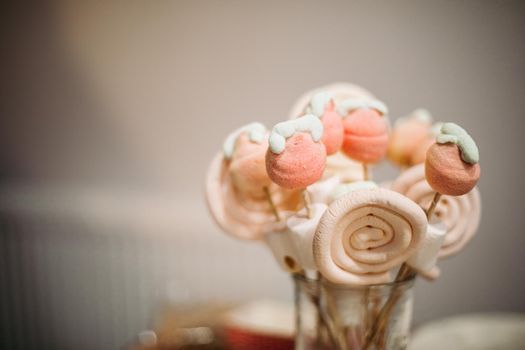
left=341, top=108, right=389, bottom=163
left=266, top=115, right=327, bottom=189
left=425, top=123, right=480, bottom=196
left=227, top=131, right=272, bottom=197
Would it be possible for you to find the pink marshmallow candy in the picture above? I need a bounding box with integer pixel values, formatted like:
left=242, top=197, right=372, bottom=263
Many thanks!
left=341, top=108, right=389, bottom=164
left=266, top=133, right=326, bottom=189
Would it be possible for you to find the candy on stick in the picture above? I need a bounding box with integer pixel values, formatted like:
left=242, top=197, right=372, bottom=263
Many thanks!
left=304, top=92, right=344, bottom=155
left=313, top=188, right=427, bottom=285
left=338, top=98, right=389, bottom=180
left=425, top=122, right=480, bottom=215
left=206, top=123, right=302, bottom=240
left=392, top=163, right=481, bottom=263
left=224, top=123, right=272, bottom=196
left=266, top=114, right=327, bottom=190
left=363, top=124, right=481, bottom=349
left=387, top=109, right=433, bottom=167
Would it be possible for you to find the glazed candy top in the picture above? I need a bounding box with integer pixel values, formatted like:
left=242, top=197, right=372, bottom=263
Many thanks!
left=268, top=114, right=324, bottom=154
left=436, top=123, right=479, bottom=164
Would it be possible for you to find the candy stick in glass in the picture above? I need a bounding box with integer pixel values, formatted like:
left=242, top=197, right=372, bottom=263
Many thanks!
left=364, top=123, right=481, bottom=349
left=266, top=114, right=327, bottom=217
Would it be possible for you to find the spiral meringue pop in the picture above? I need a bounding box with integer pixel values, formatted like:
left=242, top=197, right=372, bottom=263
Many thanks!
left=313, top=188, right=427, bottom=285
left=206, top=123, right=302, bottom=240
left=266, top=115, right=327, bottom=189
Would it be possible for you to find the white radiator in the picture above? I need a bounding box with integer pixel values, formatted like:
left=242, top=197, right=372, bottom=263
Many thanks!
left=0, top=187, right=291, bottom=350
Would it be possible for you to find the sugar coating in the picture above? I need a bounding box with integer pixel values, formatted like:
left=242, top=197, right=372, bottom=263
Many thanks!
left=269, top=114, right=323, bottom=154
left=223, top=122, right=267, bottom=159
left=436, top=123, right=479, bottom=164
left=306, top=91, right=334, bottom=117
left=337, top=97, right=388, bottom=117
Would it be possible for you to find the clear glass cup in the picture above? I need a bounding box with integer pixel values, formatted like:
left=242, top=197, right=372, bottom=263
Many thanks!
left=294, top=274, right=415, bottom=350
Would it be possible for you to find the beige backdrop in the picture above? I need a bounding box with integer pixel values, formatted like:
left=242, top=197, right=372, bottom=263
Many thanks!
left=1, top=0, right=525, bottom=339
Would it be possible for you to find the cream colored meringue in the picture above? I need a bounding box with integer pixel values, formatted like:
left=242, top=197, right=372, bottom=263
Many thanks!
left=314, top=188, right=427, bottom=285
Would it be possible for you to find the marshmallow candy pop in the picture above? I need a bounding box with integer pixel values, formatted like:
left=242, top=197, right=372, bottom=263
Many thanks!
left=266, top=115, right=327, bottom=190
left=338, top=98, right=390, bottom=180
left=313, top=188, right=427, bottom=285
left=288, top=83, right=374, bottom=182
left=304, top=91, right=344, bottom=155
left=387, top=109, right=433, bottom=168
left=206, top=123, right=302, bottom=240
left=425, top=123, right=480, bottom=217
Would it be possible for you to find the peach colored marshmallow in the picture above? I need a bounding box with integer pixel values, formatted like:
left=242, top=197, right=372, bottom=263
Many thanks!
left=229, top=133, right=272, bottom=198
left=319, top=103, right=344, bottom=155
left=342, top=109, right=389, bottom=164
left=425, top=143, right=480, bottom=196
left=388, top=110, right=432, bottom=167
left=266, top=133, right=326, bottom=189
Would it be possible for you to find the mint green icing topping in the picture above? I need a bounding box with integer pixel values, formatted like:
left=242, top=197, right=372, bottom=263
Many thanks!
left=268, top=114, right=324, bottom=154
left=223, top=122, right=267, bottom=159
left=436, top=123, right=479, bottom=164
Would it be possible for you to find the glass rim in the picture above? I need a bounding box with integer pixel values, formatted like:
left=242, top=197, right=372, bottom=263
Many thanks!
left=292, top=272, right=416, bottom=290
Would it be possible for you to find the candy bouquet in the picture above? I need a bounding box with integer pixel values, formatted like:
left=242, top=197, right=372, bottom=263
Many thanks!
left=205, top=83, right=481, bottom=350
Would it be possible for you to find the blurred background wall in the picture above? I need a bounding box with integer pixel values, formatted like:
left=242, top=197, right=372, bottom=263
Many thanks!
left=1, top=1, right=524, bottom=349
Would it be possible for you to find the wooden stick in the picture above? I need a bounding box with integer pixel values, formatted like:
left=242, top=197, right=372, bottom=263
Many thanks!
left=362, top=264, right=416, bottom=350
left=263, top=186, right=281, bottom=221
left=426, top=192, right=442, bottom=220
left=363, top=163, right=369, bottom=181
left=303, top=190, right=312, bottom=219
